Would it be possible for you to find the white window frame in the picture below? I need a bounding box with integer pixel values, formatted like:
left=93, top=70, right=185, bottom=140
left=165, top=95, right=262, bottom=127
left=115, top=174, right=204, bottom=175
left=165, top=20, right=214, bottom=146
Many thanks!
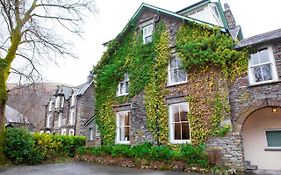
left=61, top=97, right=64, bottom=108
left=46, top=114, right=52, bottom=128
left=46, top=131, right=51, bottom=134
left=248, top=46, right=278, bottom=85
left=69, top=110, right=75, bottom=126
left=116, top=73, right=129, bottom=96
left=89, top=128, right=94, bottom=141
left=61, top=128, right=66, bottom=135
left=116, top=110, right=130, bottom=144
left=71, top=95, right=76, bottom=107
left=69, top=129, right=74, bottom=136
left=168, top=55, right=187, bottom=86
left=58, top=113, right=62, bottom=127
left=169, top=102, right=191, bottom=144
left=55, top=96, right=60, bottom=108
left=48, top=101, right=52, bottom=111
left=264, top=129, right=281, bottom=148
left=142, top=23, right=154, bottom=44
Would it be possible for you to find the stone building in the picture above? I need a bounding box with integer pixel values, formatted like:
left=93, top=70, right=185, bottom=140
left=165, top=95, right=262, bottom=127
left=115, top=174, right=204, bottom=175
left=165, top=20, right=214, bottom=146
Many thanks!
left=94, top=0, right=247, bottom=171
left=230, top=28, right=281, bottom=170
left=43, top=74, right=98, bottom=142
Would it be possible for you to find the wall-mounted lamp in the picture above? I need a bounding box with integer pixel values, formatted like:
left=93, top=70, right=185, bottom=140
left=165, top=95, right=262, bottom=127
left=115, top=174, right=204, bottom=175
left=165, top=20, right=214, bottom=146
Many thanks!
left=272, top=107, right=278, bottom=113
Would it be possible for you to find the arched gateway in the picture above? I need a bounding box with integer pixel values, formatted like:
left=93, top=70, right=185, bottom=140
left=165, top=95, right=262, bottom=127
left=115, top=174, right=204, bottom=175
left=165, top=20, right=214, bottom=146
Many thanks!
left=234, top=99, right=281, bottom=170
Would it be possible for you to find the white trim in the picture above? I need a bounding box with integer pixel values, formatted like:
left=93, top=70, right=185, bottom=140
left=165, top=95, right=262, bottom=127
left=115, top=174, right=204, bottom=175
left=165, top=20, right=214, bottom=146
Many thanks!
left=142, top=23, right=154, bottom=44
left=69, top=110, right=75, bottom=126
left=116, top=110, right=130, bottom=144
left=58, top=113, right=62, bottom=127
left=169, top=102, right=191, bottom=144
left=61, top=97, right=64, bottom=108
left=116, top=73, right=129, bottom=97
left=69, top=129, right=75, bottom=136
left=248, top=46, right=278, bottom=85
left=55, top=96, right=60, bottom=108
left=61, top=128, right=66, bottom=135
left=46, top=114, right=52, bottom=128
left=48, top=101, right=52, bottom=111
left=168, top=55, right=187, bottom=86
left=71, top=95, right=76, bottom=107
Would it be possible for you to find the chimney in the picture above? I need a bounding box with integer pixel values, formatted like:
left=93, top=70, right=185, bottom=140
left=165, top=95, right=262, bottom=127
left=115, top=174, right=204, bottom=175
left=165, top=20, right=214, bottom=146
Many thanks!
left=87, top=72, right=94, bottom=83
left=223, top=3, right=236, bottom=29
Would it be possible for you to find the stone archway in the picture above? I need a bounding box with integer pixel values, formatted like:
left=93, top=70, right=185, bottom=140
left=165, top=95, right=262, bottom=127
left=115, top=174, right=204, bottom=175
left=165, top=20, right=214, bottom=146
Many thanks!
left=236, top=99, right=281, bottom=170
left=233, top=98, right=280, bottom=133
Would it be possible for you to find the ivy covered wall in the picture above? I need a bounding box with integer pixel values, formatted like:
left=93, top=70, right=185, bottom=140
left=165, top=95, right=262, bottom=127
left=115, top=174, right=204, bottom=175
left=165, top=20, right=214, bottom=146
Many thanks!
left=93, top=9, right=248, bottom=145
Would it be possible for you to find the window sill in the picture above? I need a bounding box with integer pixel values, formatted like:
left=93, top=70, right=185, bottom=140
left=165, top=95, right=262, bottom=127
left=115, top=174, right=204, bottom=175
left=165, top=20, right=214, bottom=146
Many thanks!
left=264, top=148, right=281, bottom=151
left=248, top=80, right=281, bottom=87
left=116, top=93, right=129, bottom=97
left=170, top=140, right=190, bottom=144
left=167, top=81, right=188, bottom=88
left=116, top=141, right=130, bottom=145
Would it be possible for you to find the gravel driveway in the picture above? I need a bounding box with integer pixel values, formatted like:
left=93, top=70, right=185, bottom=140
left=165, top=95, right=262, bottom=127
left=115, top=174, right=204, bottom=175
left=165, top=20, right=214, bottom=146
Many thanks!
left=0, top=162, right=202, bottom=175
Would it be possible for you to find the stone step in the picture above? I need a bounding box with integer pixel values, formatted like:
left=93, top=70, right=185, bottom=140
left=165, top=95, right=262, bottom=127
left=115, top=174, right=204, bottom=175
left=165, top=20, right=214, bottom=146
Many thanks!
left=246, top=165, right=258, bottom=171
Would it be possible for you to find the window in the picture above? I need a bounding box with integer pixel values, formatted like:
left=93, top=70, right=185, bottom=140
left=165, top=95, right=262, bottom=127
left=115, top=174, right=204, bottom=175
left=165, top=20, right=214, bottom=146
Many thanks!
left=46, top=114, right=52, bottom=128
left=71, top=95, right=76, bottom=106
left=248, top=47, right=278, bottom=85
left=143, top=24, right=153, bottom=44
left=61, top=129, right=66, bottom=135
left=116, top=111, right=130, bottom=144
left=169, top=102, right=190, bottom=144
left=117, top=73, right=129, bottom=96
left=89, top=128, right=94, bottom=141
left=168, top=55, right=187, bottom=85
left=69, top=129, right=74, bottom=136
left=48, top=101, right=52, bottom=111
left=265, top=130, right=281, bottom=148
left=69, top=110, right=75, bottom=125
left=61, top=97, right=64, bottom=108
left=46, top=131, right=50, bottom=134
left=58, top=113, right=62, bottom=127
left=55, top=96, right=60, bottom=108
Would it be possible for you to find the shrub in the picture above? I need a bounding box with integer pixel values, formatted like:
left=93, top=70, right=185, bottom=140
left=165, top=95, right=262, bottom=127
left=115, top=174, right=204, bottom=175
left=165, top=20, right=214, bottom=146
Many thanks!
left=4, top=128, right=86, bottom=164
left=148, top=145, right=173, bottom=161
left=128, top=142, right=152, bottom=159
left=179, top=144, right=208, bottom=167
left=4, top=128, right=40, bottom=164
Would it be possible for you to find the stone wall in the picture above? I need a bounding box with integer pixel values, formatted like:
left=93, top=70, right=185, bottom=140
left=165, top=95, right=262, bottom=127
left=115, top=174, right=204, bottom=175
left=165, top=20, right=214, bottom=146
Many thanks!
left=76, top=83, right=95, bottom=136
left=207, top=132, right=245, bottom=171
left=230, top=42, right=281, bottom=132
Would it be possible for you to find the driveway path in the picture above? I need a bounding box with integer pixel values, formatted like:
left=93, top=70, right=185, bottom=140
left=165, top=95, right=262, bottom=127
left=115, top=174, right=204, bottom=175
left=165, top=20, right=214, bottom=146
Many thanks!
left=0, top=162, right=203, bottom=175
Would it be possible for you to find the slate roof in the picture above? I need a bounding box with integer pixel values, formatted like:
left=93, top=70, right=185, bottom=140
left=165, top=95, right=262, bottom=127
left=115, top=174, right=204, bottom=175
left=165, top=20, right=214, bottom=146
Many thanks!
left=5, top=105, right=30, bottom=124
left=236, top=28, right=281, bottom=48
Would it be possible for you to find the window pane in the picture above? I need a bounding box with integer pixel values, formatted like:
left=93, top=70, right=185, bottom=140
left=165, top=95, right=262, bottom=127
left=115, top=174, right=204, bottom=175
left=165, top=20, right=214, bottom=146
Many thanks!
left=253, top=66, right=263, bottom=82
left=125, top=82, right=129, bottom=93
left=144, top=24, right=153, bottom=36
left=250, top=53, right=259, bottom=66
left=180, top=111, right=188, bottom=121
left=182, top=123, right=190, bottom=140
left=120, top=83, right=125, bottom=94
left=170, top=58, right=177, bottom=68
left=124, top=127, right=130, bottom=141
left=259, top=49, right=270, bottom=63
left=261, top=64, right=272, bottom=81
left=266, top=130, right=281, bottom=147
left=174, top=112, right=180, bottom=122
left=178, top=69, right=186, bottom=82
left=125, top=113, right=130, bottom=126
left=145, top=36, right=152, bottom=43
left=174, top=123, right=181, bottom=140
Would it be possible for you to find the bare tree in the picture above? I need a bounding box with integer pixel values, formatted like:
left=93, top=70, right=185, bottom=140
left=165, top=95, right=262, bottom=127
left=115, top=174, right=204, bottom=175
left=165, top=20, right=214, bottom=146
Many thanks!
left=0, top=0, right=95, bottom=162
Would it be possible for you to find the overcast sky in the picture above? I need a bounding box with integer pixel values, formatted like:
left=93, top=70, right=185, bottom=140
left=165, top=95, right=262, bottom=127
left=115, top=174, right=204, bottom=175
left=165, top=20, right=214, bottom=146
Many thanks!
left=32, top=0, right=281, bottom=86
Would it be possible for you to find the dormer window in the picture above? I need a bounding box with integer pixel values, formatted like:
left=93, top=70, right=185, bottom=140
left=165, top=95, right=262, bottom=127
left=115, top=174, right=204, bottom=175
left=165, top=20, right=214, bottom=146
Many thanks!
left=71, top=95, right=76, bottom=107
left=55, top=96, right=60, bottom=108
left=168, top=55, right=187, bottom=86
left=248, top=47, right=278, bottom=85
left=48, top=101, right=52, bottom=111
left=142, top=24, right=153, bottom=44
left=117, top=73, right=129, bottom=96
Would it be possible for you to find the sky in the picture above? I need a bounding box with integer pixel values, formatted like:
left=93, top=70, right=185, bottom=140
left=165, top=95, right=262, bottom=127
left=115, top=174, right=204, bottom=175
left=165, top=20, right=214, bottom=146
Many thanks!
left=28, top=0, right=281, bottom=86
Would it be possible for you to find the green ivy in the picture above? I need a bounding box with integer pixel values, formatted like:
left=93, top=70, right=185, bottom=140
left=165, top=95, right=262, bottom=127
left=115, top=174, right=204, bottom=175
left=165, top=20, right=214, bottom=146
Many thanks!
left=93, top=19, right=248, bottom=145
